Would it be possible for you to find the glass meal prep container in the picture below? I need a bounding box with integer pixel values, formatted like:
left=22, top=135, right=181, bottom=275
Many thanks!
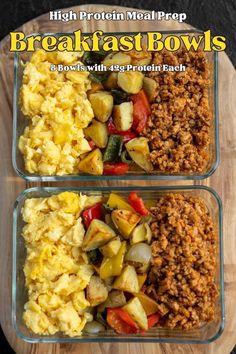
left=12, top=185, right=224, bottom=343
left=12, top=30, right=219, bottom=181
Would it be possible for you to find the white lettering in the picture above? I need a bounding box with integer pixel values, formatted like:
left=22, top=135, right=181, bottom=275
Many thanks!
left=50, top=64, right=56, bottom=71
left=49, top=10, right=77, bottom=22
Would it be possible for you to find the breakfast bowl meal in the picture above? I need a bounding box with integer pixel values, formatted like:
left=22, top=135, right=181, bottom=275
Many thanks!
left=12, top=31, right=219, bottom=181
left=12, top=186, right=224, bottom=343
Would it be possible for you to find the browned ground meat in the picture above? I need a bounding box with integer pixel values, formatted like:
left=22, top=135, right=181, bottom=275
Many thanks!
left=146, top=193, right=218, bottom=330
left=144, top=49, right=211, bottom=173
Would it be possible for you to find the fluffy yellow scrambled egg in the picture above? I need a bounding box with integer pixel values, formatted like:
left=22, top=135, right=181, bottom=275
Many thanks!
left=19, top=50, right=94, bottom=175
left=22, top=192, right=102, bottom=337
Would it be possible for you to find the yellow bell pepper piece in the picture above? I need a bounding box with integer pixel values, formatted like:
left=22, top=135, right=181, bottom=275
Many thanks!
left=107, top=193, right=135, bottom=212
left=137, top=274, right=147, bottom=290
left=133, top=292, right=159, bottom=316
left=100, top=241, right=126, bottom=279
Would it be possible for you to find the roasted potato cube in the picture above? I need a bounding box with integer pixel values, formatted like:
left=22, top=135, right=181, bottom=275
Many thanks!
left=113, top=101, right=133, bottom=131
left=82, top=219, right=116, bottom=251
left=122, top=297, right=148, bottom=330
left=104, top=72, right=118, bottom=90
left=131, top=223, right=152, bottom=245
left=106, top=290, right=126, bottom=307
left=113, top=265, right=140, bottom=293
left=98, top=290, right=126, bottom=312
left=89, top=91, right=113, bottom=122
left=126, top=137, right=153, bottom=172
left=111, top=209, right=141, bottom=238
left=86, top=275, right=108, bottom=306
left=117, top=72, right=144, bottom=94
left=87, top=81, right=104, bottom=95
left=100, top=237, right=121, bottom=257
left=104, top=277, right=115, bottom=292
left=128, top=47, right=152, bottom=66
left=78, top=148, right=103, bottom=175
left=103, top=52, right=131, bottom=67
left=143, top=77, right=157, bottom=102
left=85, top=120, right=108, bottom=148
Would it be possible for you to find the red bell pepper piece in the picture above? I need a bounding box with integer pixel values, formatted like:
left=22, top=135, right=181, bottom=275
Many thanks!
left=82, top=202, right=103, bottom=228
left=130, top=90, right=151, bottom=114
left=103, top=162, right=129, bottom=175
left=128, top=191, right=149, bottom=216
left=148, top=313, right=160, bottom=328
left=130, top=90, right=151, bottom=133
left=132, top=100, right=149, bottom=134
left=107, top=118, right=118, bottom=134
left=107, top=118, right=137, bottom=143
left=107, top=308, right=139, bottom=334
left=120, top=131, right=137, bottom=143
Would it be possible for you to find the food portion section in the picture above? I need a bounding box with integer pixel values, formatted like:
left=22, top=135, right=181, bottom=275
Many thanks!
left=19, top=190, right=218, bottom=337
left=17, top=45, right=212, bottom=177
left=144, top=49, right=212, bottom=173
left=147, top=193, right=218, bottom=330
left=19, top=51, right=93, bottom=175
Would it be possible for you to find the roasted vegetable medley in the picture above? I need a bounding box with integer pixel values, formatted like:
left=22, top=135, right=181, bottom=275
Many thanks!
left=18, top=48, right=156, bottom=176
left=21, top=191, right=217, bottom=337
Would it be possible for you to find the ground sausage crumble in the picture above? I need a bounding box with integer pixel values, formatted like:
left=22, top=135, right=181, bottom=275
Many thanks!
left=146, top=193, right=218, bottom=330
left=144, top=49, right=212, bottom=173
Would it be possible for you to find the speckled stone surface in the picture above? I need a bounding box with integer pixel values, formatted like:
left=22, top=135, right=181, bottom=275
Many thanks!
left=0, top=1, right=235, bottom=353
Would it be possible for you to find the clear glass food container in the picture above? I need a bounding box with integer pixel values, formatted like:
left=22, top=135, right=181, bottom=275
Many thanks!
left=12, top=185, right=224, bottom=343
left=12, top=30, right=219, bottom=181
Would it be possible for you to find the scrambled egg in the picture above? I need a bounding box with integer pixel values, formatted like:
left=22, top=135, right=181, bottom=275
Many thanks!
left=19, top=50, right=94, bottom=175
left=22, top=192, right=102, bottom=337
